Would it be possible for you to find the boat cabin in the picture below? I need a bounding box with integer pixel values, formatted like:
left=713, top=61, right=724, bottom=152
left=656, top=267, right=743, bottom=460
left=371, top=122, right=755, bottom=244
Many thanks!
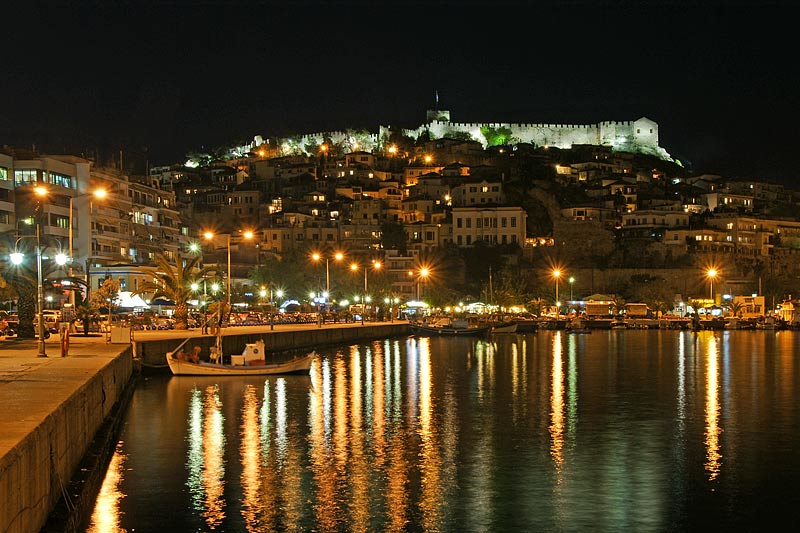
left=231, top=339, right=267, bottom=366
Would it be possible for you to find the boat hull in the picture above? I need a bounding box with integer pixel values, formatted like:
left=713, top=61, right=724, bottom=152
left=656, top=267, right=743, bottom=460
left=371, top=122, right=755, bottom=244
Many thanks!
left=410, top=325, right=491, bottom=336
left=492, top=322, right=518, bottom=333
left=167, top=353, right=315, bottom=376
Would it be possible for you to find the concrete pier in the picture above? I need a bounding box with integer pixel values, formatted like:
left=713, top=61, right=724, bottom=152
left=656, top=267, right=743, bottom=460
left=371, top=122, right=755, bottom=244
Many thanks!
left=0, top=336, right=133, bottom=533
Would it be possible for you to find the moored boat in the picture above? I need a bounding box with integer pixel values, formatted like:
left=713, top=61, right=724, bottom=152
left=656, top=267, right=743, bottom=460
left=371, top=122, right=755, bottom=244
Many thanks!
left=492, top=321, right=518, bottom=334
left=166, top=338, right=315, bottom=376
left=410, top=317, right=491, bottom=336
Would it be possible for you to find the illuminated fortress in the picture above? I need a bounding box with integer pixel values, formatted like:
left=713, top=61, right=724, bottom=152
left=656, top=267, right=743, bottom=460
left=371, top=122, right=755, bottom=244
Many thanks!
left=399, top=109, right=671, bottom=160
left=244, top=109, right=672, bottom=162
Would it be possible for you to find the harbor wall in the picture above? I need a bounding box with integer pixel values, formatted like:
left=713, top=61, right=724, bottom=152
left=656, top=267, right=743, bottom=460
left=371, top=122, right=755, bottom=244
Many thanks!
left=135, top=323, right=411, bottom=368
left=0, top=348, right=134, bottom=533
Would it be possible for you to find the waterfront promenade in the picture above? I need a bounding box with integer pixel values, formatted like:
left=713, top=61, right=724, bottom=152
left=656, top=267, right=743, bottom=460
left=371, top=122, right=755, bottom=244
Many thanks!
left=0, top=334, right=133, bottom=533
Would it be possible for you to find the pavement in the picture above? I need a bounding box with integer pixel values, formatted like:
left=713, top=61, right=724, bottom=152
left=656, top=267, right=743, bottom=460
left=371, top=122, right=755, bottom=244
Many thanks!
left=0, top=333, right=130, bottom=459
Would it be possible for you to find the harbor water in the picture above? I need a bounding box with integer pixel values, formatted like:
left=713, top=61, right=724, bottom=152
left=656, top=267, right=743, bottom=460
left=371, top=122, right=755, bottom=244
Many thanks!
left=86, top=330, right=800, bottom=531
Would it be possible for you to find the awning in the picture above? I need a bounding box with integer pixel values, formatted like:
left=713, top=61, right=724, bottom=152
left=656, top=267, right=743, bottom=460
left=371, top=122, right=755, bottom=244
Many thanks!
left=115, top=292, right=150, bottom=309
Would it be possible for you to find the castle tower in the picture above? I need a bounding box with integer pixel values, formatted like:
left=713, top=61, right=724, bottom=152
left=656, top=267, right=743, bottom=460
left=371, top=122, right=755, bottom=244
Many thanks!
left=426, top=90, right=450, bottom=122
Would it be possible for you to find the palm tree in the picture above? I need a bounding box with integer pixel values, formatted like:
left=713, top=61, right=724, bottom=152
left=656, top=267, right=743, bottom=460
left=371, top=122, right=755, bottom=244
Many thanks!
left=3, top=268, right=36, bottom=338
left=73, top=293, right=100, bottom=336
left=134, top=253, right=209, bottom=330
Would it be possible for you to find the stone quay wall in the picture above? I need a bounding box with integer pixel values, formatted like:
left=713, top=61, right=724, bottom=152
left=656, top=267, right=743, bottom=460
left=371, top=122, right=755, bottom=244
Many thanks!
left=0, top=348, right=134, bottom=533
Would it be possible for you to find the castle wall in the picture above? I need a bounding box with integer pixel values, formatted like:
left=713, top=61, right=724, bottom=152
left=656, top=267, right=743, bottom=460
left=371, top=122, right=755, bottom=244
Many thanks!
left=244, top=113, right=670, bottom=161
left=402, top=116, right=670, bottom=161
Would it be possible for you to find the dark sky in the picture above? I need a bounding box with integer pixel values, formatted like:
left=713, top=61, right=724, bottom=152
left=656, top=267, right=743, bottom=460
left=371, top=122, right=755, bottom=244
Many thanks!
left=2, top=1, right=798, bottom=183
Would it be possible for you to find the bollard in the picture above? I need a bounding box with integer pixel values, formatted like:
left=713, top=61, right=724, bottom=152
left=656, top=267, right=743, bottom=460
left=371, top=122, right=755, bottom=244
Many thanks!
left=60, top=324, right=70, bottom=357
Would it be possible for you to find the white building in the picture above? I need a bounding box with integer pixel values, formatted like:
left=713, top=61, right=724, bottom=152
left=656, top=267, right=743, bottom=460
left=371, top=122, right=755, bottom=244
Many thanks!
left=452, top=206, right=526, bottom=247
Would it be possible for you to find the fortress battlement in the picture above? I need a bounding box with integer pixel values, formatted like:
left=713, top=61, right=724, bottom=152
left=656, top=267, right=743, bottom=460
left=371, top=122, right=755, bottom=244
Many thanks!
left=248, top=110, right=671, bottom=161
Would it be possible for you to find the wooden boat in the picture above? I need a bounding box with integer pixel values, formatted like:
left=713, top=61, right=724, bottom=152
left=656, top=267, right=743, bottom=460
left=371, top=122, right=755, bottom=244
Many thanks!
left=513, top=318, right=539, bottom=332
left=566, top=317, right=591, bottom=334
left=492, top=321, right=518, bottom=334
left=166, top=337, right=315, bottom=376
left=410, top=317, right=491, bottom=336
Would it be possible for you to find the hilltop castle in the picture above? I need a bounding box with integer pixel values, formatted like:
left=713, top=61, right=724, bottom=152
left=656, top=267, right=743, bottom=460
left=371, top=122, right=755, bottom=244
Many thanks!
left=398, top=109, right=671, bottom=160
left=243, top=109, right=672, bottom=162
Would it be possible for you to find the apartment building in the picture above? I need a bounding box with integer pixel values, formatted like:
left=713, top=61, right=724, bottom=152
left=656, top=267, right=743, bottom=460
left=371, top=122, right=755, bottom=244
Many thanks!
left=452, top=206, right=526, bottom=247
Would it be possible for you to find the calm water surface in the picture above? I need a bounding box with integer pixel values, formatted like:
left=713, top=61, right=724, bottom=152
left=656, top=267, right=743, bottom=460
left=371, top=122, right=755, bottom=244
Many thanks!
left=86, top=330, right=800, bottom=532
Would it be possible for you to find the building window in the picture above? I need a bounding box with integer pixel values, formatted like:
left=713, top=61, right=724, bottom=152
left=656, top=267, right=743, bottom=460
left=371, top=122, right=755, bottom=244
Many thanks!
left=510, top=217, right=516, bottom=228
left=49, top=172, right=73, bottom=188
left=0, top=167, right=8, bottom=180
left=14, top=169, right=37, bottom=185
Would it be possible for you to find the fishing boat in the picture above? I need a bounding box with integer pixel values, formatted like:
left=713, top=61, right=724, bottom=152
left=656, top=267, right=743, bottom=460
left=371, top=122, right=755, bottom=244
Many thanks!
left=410, top=317, right=491, bottom=336
left=566, top=316, right=591, bottom=334
left=492, top=321, right=518, bottom=334
left=166, top=337, right=315, bottom=376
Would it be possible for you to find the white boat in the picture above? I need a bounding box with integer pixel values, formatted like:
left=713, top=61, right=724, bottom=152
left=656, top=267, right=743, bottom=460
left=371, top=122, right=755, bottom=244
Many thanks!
left=567, top=317, right=591, bottom=333
left=410, top=317, right=491, bottom=336
left=166, top=338, right=315, bottom=376
left=492, top=321, right=518, bottom=334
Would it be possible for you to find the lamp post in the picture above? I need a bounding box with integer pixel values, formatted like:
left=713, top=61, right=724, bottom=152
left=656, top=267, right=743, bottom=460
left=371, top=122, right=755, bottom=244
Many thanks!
left=418, top=267, right=430, bottom=300
left=351, top=260, right=381, bottom=324
left=311, top=250, right=344, bottom=298
left=553, top=269, right=561, bottom=315
left=203, top=232, right=231, bottom=326
left=707, top=268, right=718, bottom=302
left=11, top=229, right=47, bottom=356
left=69, top=189, right=107, bottom=310
left=569, top=276, right=575, bottom=302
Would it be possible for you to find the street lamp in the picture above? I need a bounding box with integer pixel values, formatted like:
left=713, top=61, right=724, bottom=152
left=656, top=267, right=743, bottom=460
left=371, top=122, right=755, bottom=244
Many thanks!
left=351, top=260, right=381, bottom=324
left=707, top=268, right=718, bottom=302
left=552, top=269, right=561, bottom=314
left=311, top=250, right=344, bottom=297
left=569, top=276, right=575, bottom=302
left=203, top=231, right=254, bottom=325
left=416, top=267, right=430, bottom=300
left=69, top=188, right=107, bottom=308
left=204, top=232, right=231, bottom=317
left=11, top=228, right=47, bottom=356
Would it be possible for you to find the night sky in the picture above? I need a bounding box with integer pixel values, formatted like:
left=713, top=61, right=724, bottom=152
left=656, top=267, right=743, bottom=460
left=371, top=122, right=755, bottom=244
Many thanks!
left=2, top=1, right=797, bottom=183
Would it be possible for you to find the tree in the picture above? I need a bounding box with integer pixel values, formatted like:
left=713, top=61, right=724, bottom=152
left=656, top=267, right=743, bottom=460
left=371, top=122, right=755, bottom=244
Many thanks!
left=480, top=125, right=513, bottom=147
left=73, top=293, right=100, bottom=336
left=380, top=222, right=407, bottom=252
left=3, top=268, right=36, bottom=338
left=134, top=254, right=208, bottom=330
left=729, top=301, right=744, bottom=317
left=92, top=278, right=121, bottom=333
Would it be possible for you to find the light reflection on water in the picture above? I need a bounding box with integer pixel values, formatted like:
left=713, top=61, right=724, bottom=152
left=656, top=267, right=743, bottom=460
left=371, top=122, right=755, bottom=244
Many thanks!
left=86, top=331, right=800, bottom=532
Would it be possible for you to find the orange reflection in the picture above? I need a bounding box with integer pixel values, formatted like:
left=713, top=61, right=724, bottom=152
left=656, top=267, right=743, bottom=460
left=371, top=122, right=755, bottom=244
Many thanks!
left=86, top=443, right=127, bottom=533
left=240, top=385, right=263, bottom=529
left=385, top=432, right=411, bottom=532
left=704, top=334, right=722, bottom=481
left=309, top=356, right=332, bottom=530
left=350, top=346, right=370, bottom=532
left=202, top=386, right=226, bottom=528
left=417, top=339, right=444, bottom=530
left=549, top=331, right=565, bottom=471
